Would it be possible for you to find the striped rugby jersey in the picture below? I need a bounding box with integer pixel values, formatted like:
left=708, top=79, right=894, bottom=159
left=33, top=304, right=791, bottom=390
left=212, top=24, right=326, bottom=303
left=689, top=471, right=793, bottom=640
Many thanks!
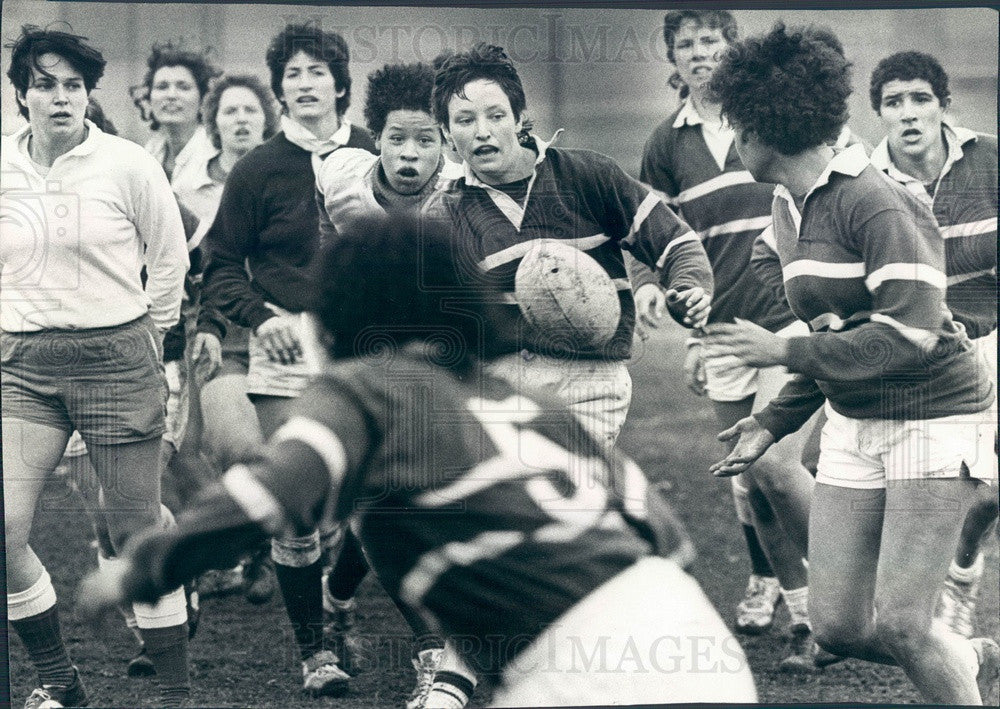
left=871, top=123, right=997, bottom=340
left=265, top=350, right=661, bottom=677
left=753, top=144, right=993, bottom=441
left=427, top=136, right=713, bottom=360
left=639, top=103, right=795, bottom=332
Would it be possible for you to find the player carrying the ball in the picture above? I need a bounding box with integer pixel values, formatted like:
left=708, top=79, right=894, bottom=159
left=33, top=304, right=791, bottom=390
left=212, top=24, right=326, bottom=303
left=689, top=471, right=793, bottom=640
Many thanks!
left=79, top=212, right=757, bottom=707
left=426, top=43, right=714, bottom=453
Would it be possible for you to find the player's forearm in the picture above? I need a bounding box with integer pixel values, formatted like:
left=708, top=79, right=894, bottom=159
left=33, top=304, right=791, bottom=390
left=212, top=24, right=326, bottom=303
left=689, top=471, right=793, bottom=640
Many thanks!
left=753, top=374, right=825, bottom=442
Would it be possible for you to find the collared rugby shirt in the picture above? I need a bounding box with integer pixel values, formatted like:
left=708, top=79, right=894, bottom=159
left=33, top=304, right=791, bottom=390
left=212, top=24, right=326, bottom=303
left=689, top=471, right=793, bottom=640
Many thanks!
left=252, top=351, right=662, bottom=678
left=640, top=103, right=795, bottom=332
left=753, top=144, right=993, bottom=440
left=431, top=137, right=713, bottom=360
left=871, top=124, right=998, bottom=340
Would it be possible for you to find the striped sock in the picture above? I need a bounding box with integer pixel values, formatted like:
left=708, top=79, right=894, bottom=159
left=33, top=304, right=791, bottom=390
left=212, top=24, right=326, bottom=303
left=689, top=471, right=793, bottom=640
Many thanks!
left=140, top=623, right=190, bottom=707
left=10, top=604, right=76, bottom=688
left=9, top=572, right=75, bottom=688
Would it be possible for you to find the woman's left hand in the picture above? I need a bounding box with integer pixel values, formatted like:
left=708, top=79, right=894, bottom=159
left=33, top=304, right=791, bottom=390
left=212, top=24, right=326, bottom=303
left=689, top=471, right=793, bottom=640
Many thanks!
left=699, top=318, right=789, bottom=368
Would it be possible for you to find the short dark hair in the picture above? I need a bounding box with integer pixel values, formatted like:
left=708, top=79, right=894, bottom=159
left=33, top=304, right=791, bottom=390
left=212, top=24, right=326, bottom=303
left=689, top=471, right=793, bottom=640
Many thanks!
left=6, top=25, right=106, bottom=119
left=130, top=42, right=220, bottom=129
left=364, top=62, right=436, bottom=137
left=432, top=43, right=526, bottom=126
left=662, top=10, right=739, bottom=99
left=708, top=22, right=852, bottom=155
left=870, top=51, right=950, bottom=112
left=202, top=74, right=278, bottom=150
left=86, top=96, right=117, bottom=135
left=311, top=213, right=517, bottom=371
left=265, top=23, right=351, bottom=116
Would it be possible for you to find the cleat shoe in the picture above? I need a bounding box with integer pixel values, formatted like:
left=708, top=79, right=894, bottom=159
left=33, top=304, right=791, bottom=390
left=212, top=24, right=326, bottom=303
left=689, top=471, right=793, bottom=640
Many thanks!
left=813, top=646, right=847, bottom=669
left=973, top=637, right=1000, bottom=706
left=778, top=623, right=820, bottom=674
left=197, top=566, right=245, bottom=599
left=735, top=574, right=782, bottom=635
left=24, top=666, right=87, bottom=708
left=424, top=671, right=474, bottom=709
left=242, top=551, right=276, bottom=605
left=126, top=646, right=156, bottom=678
left=184, top=582, right=200, bottom=640
left=935, top=558, right=983, bottom=639
left=322, top=575, right=368, bottom=674
left=301, top=650, right=350, bottom=697
left=406, top=648, right=443, bottom=709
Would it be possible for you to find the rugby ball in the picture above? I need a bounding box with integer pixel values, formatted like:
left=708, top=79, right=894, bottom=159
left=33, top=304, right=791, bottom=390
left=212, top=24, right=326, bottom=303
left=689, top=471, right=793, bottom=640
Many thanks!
left=514, top=239, right=621, bottom=350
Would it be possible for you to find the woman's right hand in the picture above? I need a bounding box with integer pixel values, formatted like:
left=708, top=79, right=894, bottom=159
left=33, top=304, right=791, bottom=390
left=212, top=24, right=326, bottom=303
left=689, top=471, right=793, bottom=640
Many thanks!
left=191, top=332, right=223, bottom=384
left=256, top=315, right=303, bottom=365
left=709, top=416, right=775, bottom=477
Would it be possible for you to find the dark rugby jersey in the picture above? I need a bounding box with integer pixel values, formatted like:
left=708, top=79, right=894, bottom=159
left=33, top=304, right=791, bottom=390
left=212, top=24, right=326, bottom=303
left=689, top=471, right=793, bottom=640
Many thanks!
left=871, top=124, right=998, bottom=340
left=640, top=105, right=795, bottom=332
left=427, top=137, right=713, bottom=359
left=753, top=145, right=994, bottom=441
left=202, top=126, right=376, bottom=332
left=269, top=351, right=656, bottom=675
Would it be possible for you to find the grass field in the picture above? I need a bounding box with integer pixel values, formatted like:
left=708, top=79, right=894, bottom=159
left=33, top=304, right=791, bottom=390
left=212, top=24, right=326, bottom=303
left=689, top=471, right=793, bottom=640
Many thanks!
left=9, top=322, right=999, bottom=707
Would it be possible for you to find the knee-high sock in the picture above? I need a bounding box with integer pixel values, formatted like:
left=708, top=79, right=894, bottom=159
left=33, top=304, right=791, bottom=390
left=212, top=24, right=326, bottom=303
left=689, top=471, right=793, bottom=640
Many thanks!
left=325, top=529, right=369, bottom=602
left=9, top=570, right=75, bottom=687
left=272, top=531, right=325, bottom=661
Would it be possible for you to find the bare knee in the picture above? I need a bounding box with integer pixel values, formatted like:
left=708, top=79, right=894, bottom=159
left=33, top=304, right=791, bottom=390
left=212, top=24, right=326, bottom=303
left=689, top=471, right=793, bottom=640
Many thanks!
left=872, top=609, right=928, bottom=660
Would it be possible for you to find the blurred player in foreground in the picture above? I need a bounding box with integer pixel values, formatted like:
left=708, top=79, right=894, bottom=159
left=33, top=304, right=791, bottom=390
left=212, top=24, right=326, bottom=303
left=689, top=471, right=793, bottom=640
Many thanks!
left=703, top=23, right=998, bottom=705
left=80, top=213, right=757, bottom=707
left=867, top=50, right=998, bottom=640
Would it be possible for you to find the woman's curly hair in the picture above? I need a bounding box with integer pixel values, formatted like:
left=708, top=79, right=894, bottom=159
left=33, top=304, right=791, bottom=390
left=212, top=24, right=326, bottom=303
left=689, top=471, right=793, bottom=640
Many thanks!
left=869, top=51, right=949, bottom=112
left=201, top=74, right=278, bottom=150
left=130, top=41, right=220, bottom=129
left=364, top=62, right=436, bottom=137
left=708, top=22, right=852, bottom=155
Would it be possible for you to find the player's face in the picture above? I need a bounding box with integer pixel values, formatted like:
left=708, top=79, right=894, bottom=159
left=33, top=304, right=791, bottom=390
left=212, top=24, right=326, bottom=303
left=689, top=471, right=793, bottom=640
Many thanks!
left=378, top=109, right=443, bottom=195
left=672, top=20, right=728, bottom=95
left=281, top=50, right=343, bottom=124
left=150, top=65, right=202, bottom=129
left=216, top=85, right=267, bottom=155
left=18, top=53, right=89, bottom=142
left=445, top=78, right=525, bottom=185
left=732, top=123, right=774, bottom=183
left=878, top=78, right=948, bottom=161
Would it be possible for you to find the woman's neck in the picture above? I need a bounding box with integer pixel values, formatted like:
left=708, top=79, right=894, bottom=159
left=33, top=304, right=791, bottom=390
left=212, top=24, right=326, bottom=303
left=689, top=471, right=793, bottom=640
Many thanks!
left=689, top=88, right=723, bottom=126
left=28, top=125, right=87, bottom=167
left=772, top=144, right=837, bottom=202
left=162, top=122, right=198, bottom=157
left=293, top=111, right=341, bottom=140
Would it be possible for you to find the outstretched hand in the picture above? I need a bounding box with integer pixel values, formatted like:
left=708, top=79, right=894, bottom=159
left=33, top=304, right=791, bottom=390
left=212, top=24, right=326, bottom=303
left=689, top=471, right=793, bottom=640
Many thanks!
left=709, top=416, right=775, bottom=477
left=699, top=318, right=789, bottom=368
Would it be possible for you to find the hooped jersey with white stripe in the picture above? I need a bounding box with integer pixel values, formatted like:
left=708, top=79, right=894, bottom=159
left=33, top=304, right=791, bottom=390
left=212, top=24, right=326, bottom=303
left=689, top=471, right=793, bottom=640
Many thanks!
left=753, top=145, right=993, bottom=441
left=275, top=351, right=657, bottom=676
left=640, top=110, right=796, bottom=332
left=871, top=126, right=998, bottom=340
left=428, top=143, right=713, bottom=359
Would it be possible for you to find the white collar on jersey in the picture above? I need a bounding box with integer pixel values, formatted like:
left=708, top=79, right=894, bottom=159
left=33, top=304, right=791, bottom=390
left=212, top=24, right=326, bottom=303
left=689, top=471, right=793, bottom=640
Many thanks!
left=871, top=117, right=979, bottom=178
left=773, top=142, right=870, bottom=206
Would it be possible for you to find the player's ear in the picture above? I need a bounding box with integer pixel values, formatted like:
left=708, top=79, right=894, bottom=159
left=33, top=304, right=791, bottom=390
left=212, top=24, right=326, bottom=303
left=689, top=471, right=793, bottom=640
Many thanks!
left=441, top=124, right=455, bottom=150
